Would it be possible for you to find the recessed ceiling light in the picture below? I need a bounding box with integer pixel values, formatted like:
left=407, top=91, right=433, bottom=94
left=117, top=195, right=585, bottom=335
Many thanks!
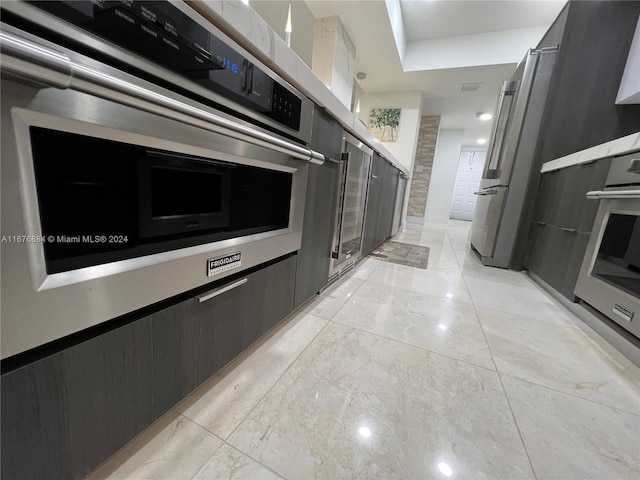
left=477, top=112, right=492, bottom=121
left=477, top=138, right=487, bottom=145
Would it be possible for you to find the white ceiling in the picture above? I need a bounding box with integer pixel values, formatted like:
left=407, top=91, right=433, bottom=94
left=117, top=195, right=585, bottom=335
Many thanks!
left=401, top=0, right=567, bottom=41
left=304, top=0, right=566, bottom=147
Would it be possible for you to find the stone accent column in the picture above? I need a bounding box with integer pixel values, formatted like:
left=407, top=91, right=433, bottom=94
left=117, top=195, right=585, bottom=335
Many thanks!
left=407, top=116, right=440, bottom=224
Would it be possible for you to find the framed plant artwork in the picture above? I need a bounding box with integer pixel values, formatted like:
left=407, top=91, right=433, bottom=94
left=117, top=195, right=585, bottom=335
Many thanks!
left=368, top=108, right=401, bottom=142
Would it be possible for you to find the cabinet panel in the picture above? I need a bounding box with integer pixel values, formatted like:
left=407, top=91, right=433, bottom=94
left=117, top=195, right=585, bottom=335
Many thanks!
left=556, top=159, right=611, bottom=232
left=529, top=223, right=592, bottom=300
left=63, top=318, right=154, bottom=478
left=535, top=169, right=566, bottom=225
left=1, top=317, right=154, bottom=480
left=194, top=256, right=296, bottom=385
left=294, top=161, right=339, bottom=308
left=362, top=155, right=384, bottom=256
left=1, top=355, right=71, bottom=479
left=309, top=107, right=343, bottom=161
left=527, top=222, right=556, bottom=285
left=151, top=300, right=197, bottom=419
left=561, top=231, right=590, bottom=300
left=376, top=163, right=399, bottom=244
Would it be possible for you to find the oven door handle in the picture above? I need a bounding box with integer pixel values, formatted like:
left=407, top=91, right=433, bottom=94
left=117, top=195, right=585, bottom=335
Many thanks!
left=586, top=190, right=640, bottom=199
left=0, top=31, right=326, bottom=165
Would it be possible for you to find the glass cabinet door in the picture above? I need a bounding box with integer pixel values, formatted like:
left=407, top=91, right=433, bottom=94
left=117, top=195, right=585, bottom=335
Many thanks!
left=339, top=146, right=370, bottom=258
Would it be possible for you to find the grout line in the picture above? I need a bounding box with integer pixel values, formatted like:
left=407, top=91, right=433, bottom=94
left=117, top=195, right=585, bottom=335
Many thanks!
left=449, top=224, right=540, bottom=480
left=467, top=295, right=540, bottom=480
left=221, top=319, right=332, bottom=442
left=364, top=276, right=474, bottom=307
left=496, top=371, right=640, bottom=418
left=216, top=442, right=289, bottom=480
left=328, top=316, right=499, bottom=374
left=180, top=415, right=288, bottom=480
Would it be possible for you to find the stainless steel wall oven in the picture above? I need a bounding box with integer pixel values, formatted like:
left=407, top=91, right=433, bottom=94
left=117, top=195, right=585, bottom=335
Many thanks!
left=0, top=1, right=324, bottom=359
left=575, top=152, right=640, bottom=339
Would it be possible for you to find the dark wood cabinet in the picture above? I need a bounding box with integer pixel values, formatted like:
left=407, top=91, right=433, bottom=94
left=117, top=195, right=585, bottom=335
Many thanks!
left=527, top=159, right=611, bottom=300
left=362, top=154, right=401, bottom=256
left=1, top=256, right=296, bottom=480
left=195, top=255, right=296, bottom=384
left=294, top=162, right=339, bottom=308
left=293, top=107, right=341, bottom=308
left=362, top=154, right=384, bottom=256
left=1, top=317, right=154, bottom=480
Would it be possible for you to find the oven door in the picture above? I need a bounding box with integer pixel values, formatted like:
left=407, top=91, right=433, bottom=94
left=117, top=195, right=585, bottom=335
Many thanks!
left=0, top=26, right=322, bottom=359
left=575, top=193, right=640, bottom=338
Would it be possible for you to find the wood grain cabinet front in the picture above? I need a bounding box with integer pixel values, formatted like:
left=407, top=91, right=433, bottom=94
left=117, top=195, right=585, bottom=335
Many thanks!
left=1, top=255, right=296, bottom=480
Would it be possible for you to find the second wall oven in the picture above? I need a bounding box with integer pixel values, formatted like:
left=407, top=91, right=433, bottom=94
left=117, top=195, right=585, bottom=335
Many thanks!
left=575, top=152, right=640, bottom=339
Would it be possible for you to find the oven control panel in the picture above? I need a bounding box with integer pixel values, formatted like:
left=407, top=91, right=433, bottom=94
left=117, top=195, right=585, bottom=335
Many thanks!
left=29, top=0, right=303, bottom=131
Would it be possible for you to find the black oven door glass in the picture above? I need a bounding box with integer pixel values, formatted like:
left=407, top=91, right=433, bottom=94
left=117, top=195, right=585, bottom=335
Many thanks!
left=592, top=213, right=640, bottom=299
left=139, top=150, right=232, bottom=238
left=30, top=127, right=292, bottom=274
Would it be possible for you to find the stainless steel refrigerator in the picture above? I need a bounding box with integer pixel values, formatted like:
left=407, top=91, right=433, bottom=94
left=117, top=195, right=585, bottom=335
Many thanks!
left=470, top=47, right=558, bottom=268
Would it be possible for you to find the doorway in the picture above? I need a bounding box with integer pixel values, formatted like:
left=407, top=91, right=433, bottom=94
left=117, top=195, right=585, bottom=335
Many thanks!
left=449, top=150, right=485, bottom=221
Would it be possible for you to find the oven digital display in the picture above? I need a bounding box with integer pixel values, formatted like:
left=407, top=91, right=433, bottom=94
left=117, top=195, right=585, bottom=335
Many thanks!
left=222, top=58, right=239, bottom=74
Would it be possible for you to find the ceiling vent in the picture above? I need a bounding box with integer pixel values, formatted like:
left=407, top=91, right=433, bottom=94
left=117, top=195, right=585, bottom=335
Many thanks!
left=460, top=82, right=482, bottom=92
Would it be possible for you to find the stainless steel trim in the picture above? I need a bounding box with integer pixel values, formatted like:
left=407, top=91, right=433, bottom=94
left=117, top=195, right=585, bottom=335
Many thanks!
left=586, top=190, right=640, bottom=199
left=343, top=131, right=374, bottom=156
left=474, top=188, right=497, bottom=196
left=323, top=157, right=341, bottom=165
left=532, top=46, right=560, bottom=54
left=196, top=278, right=248, bottom=303
left=0, top=31, right=325, bottom=165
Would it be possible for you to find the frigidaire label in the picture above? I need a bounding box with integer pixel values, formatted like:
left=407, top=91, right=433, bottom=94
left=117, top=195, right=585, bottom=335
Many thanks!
left=207, top=252, right=241, bottom=277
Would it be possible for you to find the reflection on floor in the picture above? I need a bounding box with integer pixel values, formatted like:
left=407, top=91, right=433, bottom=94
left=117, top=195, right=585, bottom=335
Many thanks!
left=90, top=220, right=640, bottom=480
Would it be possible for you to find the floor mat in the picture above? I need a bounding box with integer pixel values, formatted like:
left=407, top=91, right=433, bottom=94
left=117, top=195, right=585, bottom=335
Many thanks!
left=369, top=241, right=430, bottom=269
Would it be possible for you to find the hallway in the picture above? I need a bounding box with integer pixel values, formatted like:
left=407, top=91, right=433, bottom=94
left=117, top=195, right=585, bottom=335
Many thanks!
left=91, top=220, right=640, bottom=480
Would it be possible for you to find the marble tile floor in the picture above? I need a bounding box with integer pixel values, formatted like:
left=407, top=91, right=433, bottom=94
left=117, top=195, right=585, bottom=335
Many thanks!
left=90, top=220, right=640, bottom=480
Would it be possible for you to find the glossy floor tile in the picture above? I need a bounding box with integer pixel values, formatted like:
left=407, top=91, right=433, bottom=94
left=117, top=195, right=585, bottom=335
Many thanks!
left=478, top=306, right=640, bottom=414
left=92, top=219, right=640, bottom=480
left=89, top=412, right=224, bottom=480
left=368, top=262, right=473, bottom=304
left=227, top=322, right=534, bottom=480
left=502, top=375, right=640, bottom=479
left=177, top=311, right=327, bottom=439
left=332, top=281, right=495, bottom=369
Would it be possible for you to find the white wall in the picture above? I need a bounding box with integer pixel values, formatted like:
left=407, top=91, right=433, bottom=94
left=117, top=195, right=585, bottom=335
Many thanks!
left=312, top=16, right=356, bottom=109
left=357, top=91, right=423, bottom=172
left=424, top=129, right=464, bottom=224
left=250, top=0, right=315, bottom=67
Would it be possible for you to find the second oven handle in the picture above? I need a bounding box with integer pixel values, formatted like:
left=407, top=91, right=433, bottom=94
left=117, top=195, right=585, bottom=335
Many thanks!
left=0, top=30, right=325, bottom=165
left=586, top=190, right=640, bottom=200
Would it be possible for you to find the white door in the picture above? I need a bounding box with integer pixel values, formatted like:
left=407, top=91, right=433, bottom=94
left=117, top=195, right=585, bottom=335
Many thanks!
left=449, top=151, right=485, bottom=221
